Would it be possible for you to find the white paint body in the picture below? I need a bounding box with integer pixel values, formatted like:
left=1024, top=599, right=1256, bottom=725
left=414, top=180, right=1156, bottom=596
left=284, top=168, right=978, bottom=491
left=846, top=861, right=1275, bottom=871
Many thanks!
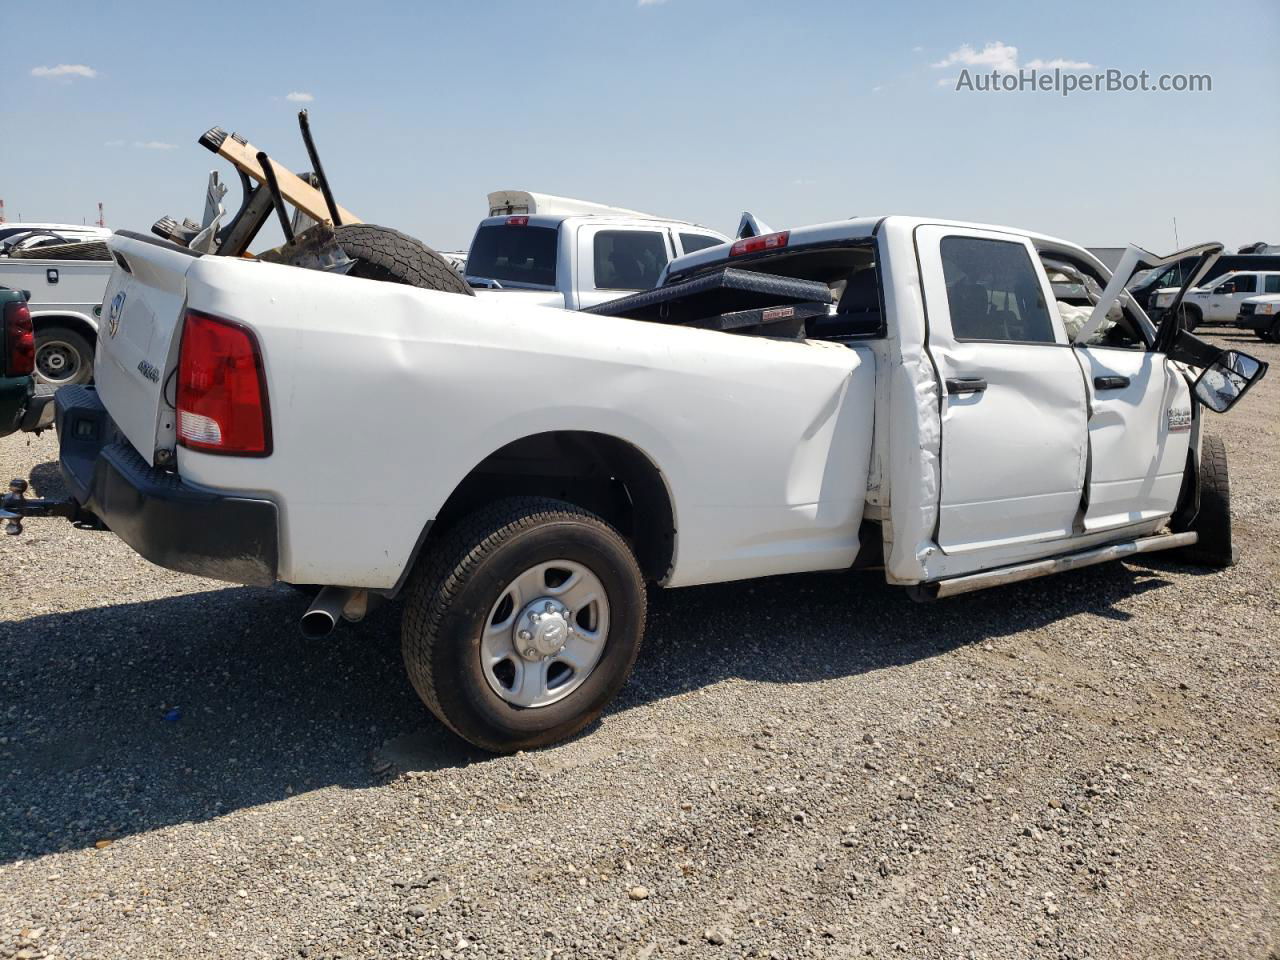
left=0, top=255, right=111, bottom=333
left=93, top=216, right=1204, bottom=594
left=1153, top=270, right=1280, bottom=321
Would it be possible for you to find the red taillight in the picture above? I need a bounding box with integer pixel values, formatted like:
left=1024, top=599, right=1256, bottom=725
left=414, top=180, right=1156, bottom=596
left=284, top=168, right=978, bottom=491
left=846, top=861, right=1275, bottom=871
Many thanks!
left=3, top=301, right=35, bottom=377
left=176, top=310, right=271, bottom=456
left=506, top=215, right=529, bottom=226
left=729, top=230, right=790, bottom=257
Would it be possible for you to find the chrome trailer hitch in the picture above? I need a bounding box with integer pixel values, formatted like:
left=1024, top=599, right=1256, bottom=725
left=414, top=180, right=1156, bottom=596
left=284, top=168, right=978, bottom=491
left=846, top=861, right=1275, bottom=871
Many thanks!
left=0, top=478, right=91, bottom=535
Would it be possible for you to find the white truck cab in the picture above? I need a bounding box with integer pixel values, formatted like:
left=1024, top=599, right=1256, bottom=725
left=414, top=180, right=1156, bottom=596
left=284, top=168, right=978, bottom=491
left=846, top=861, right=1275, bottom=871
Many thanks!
left=466, top=191, right=727, bottom=310
left=1152, top=269, right=1280, bottom=326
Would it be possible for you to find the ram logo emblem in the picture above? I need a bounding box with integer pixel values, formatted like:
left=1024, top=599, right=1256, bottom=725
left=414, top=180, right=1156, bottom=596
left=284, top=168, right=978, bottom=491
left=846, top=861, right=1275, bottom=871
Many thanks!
left=107, top=291, right=126, bottom=338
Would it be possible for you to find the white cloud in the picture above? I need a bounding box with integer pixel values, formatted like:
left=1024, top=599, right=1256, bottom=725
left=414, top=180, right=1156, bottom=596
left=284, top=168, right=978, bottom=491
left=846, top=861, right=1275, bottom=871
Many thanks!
left=637, top=0, right=669, bottom=6
left=31, top=63, right=97, bottom=79
left=105, top=139, right=177, bottom=150
left=1025, top=57, right=1094, bottom=70
left=932, top=41, right=1093, bottom=75
left=937, top=77, right=957, bottom=87
left=933, top=41, right=1019, bottom=73
left=871, top=85, right=883, bottom=93
left=285, top=91, right=315, bottom=102
left=912, top=46, right=924, bottom=53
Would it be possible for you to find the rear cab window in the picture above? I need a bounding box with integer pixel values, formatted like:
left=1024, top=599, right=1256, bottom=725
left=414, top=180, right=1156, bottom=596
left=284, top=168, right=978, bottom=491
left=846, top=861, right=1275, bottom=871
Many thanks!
left=678, top=233, right=724, bottom=257
left=593, top=230, right=669, bottom=291
left=467, top=223, right=559, bottom=287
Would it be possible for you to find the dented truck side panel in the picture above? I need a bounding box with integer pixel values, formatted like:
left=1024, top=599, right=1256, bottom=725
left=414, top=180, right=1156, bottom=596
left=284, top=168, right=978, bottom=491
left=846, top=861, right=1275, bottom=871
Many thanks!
left=165, top=252, right=876, bottom=590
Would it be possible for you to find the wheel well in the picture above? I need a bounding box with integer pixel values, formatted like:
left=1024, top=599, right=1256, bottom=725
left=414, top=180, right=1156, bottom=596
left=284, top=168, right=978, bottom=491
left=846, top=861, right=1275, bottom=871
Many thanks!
left=33, top=313, right=98, bottom=344
left=422, top=432, right=676, bottom=585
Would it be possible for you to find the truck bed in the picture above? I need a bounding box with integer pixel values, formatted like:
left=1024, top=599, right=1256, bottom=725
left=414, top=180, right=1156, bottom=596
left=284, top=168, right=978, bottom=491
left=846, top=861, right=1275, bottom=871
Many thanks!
left=582, top=267, right=831, bottom=336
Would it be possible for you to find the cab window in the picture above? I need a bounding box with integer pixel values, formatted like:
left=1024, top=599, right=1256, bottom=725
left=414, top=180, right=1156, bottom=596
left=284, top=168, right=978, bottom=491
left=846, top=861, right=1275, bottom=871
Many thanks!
left=593, top=231, right=668, bottom=291
left=1223, top=274, right=1257, bottom=293
left=679, top=233, right=723, bottom=256
left=1265, top=276, right=1280, bottom=294
left=941, top=237, right=1056, bottom=343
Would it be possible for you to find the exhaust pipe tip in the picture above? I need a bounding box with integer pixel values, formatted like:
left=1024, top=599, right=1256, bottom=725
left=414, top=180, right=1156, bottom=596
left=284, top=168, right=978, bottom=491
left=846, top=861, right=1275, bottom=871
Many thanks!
left=300, top=608, right=339, bottom=639
left=299, top=586, right=365, bottom=638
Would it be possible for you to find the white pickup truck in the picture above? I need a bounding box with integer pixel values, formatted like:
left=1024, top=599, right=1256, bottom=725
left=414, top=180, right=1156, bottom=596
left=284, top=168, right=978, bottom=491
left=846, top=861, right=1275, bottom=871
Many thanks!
left=1150, top=269, right=1280, bottom=328
left=467, top=191, right=728, bottom=308
left=7, top=218, right=1266, bottom=752
left=0, top=228, right=113, bottom=385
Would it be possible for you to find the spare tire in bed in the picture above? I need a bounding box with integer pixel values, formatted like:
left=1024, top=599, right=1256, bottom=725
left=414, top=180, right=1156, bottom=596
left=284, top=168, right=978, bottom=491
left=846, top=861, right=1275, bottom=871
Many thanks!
left=335, top=224, right=473, bottom=296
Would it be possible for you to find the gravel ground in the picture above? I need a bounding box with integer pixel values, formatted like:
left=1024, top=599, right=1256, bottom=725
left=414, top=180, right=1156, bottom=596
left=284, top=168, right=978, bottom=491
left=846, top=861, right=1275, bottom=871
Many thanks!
left=1, top=332, right=1276, bottom=960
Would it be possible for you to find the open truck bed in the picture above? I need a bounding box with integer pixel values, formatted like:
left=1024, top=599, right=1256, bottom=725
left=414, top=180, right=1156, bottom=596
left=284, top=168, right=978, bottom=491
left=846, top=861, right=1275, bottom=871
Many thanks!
left=581, top=267, right=831, bottom=337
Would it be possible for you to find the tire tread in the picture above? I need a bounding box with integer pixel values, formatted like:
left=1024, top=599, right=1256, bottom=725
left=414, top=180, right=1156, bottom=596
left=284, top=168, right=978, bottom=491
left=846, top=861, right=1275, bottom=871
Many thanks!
left=401, top=497, right=645, bottom=750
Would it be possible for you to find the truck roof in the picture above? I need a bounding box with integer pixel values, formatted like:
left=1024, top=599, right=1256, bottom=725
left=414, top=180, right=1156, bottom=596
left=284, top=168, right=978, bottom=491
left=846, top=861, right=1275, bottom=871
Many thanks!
left=665, top=215, right=1109, bottom=281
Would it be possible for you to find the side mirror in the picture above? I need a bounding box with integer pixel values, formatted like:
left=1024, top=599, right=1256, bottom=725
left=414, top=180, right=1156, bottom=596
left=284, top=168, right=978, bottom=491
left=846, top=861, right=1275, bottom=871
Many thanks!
left=1194, top=350, right=1268, bottom=413
left=1214, top=284, right=1234, bottom=295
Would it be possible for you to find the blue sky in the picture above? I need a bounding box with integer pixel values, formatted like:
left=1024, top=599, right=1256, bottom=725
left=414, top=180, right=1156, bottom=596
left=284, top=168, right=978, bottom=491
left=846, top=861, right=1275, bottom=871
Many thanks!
left=2, top=0, right=1277, bottom=252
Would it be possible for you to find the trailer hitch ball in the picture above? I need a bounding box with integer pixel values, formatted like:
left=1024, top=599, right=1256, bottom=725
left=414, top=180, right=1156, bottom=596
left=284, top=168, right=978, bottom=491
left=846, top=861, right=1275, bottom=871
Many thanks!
left=2, top=479, right=28, bottom=535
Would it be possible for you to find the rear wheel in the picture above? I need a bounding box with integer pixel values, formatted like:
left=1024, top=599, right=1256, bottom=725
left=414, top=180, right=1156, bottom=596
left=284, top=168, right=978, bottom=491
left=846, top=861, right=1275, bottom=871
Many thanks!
left=34, top=325, right=94, bottom=386
left=1267, top=318, right=1280, bottom=343
left=1172, top=434, right=1234, bottom=567
left=334, top=224, right=473, bottom=296
left=401, top=497, right=646, bottom=753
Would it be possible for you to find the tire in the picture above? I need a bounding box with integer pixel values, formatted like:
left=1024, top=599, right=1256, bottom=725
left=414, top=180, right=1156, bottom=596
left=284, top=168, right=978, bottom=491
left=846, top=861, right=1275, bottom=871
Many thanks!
left=1179, top=304, right=1202, bottom=332
left=334, top=224, right=473, bottom=296
left=1268, top=319, right=1280, bottom=343
left=34, top=325, right=94, bottom=386
left=1172, top=434, right=1234, bottom=567
left=401, top=497, right=646, bottom=753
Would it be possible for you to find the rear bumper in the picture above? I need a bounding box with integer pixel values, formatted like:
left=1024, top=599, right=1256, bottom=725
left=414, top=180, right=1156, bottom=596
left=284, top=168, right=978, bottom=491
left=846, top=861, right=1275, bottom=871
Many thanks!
left=56, top=385, right=279, bottom=586
left=1234, top=312, right=1269, bottom=331
left=0, top=375, right=32, bottom=438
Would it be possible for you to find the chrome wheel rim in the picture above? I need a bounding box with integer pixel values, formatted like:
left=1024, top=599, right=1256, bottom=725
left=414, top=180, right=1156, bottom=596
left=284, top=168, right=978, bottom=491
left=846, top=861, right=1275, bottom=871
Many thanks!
left=480, top=560, right=609, bottom=708
left=35, top=339, right=81, bottom=385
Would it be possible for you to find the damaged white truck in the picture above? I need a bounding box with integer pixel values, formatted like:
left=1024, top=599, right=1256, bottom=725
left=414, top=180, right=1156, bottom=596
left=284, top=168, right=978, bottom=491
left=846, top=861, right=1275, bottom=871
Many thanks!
left=2, top=125, right=1267, bottom=751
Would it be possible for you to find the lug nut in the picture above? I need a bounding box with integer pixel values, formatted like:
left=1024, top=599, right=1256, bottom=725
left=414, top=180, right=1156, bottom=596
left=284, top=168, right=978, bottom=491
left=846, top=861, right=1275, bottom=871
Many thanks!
left=544, top=601, right=554, bottom=613
left=523, top=648, right=535, bottom=659
left=518, top=630, right=531, bottom=641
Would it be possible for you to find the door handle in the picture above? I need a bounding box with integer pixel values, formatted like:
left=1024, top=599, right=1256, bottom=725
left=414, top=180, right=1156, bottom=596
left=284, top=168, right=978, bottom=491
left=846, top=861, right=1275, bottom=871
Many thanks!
left=945, top=377, right=987, bottom=395
left=1093, top=375, right=1130, bottom=390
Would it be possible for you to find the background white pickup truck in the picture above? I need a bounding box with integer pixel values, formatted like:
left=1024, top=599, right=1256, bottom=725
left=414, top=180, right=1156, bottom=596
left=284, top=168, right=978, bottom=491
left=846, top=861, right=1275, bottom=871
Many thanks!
left=0, top=226, right=113, bottom=385
left=1151, top=269, right=1280, bottom=328
left=23, top=217, right=1266, bottom=752
left=467, top=191, right=727, bottom=308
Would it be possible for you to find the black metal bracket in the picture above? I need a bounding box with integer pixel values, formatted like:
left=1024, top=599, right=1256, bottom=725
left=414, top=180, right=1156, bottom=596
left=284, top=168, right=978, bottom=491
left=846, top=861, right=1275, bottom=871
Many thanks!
left=297, top=110, right=343, bottom=227
left=256, top=151, right=296, bottom=244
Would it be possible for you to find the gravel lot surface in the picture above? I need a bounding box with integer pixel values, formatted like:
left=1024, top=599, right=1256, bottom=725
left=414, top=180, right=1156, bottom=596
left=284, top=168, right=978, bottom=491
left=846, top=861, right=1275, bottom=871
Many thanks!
left=1, top=332, right=1276, bottom=959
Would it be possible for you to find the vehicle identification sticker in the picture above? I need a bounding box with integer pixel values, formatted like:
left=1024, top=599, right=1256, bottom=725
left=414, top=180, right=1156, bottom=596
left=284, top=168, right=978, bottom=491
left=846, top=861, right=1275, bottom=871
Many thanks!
left=137, top=359, right=161, bottom=383
left=1167, top=406, right=1192, bottom=432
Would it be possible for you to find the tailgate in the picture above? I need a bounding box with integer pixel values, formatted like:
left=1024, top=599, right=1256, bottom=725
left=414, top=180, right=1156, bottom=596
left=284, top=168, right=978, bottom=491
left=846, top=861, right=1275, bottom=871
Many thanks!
left=95, top=232, right=199, bottom=463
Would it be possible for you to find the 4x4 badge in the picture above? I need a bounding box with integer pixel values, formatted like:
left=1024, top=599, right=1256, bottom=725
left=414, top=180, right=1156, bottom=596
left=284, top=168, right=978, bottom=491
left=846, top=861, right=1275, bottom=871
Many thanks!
left=108, top=291, right=126, bottom=337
